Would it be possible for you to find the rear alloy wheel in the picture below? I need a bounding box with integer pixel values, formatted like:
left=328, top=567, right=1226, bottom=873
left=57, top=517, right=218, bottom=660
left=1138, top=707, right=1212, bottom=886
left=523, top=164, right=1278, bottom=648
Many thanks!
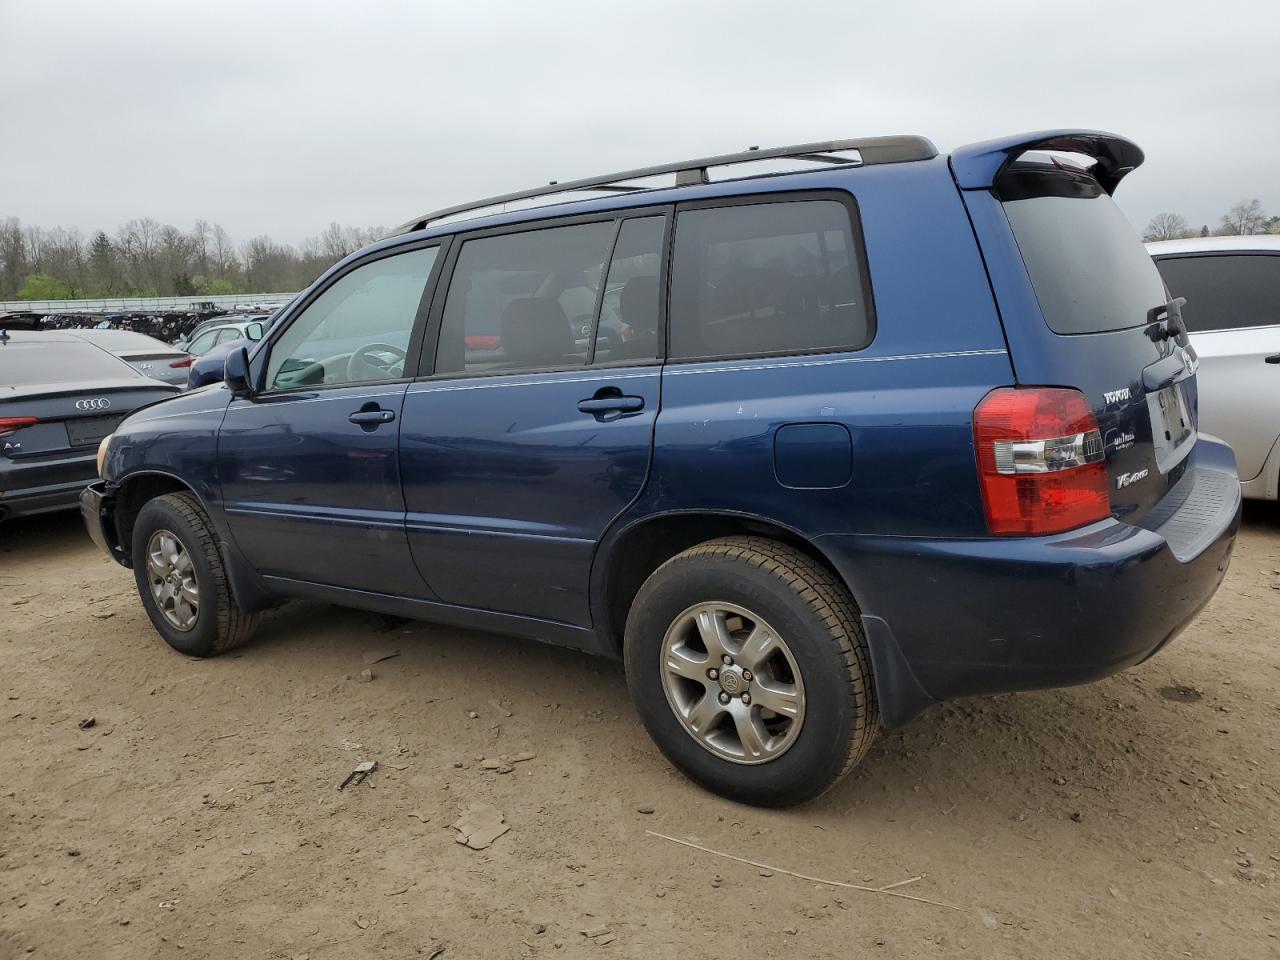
left=659, top=602, right=805, bottom=764
left=625, top=536, right=878, bottom=807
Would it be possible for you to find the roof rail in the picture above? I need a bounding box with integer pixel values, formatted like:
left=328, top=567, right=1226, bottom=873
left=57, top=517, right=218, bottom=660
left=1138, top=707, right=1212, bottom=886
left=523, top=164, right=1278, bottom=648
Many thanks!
left=394, top=135, right=937, bottom=235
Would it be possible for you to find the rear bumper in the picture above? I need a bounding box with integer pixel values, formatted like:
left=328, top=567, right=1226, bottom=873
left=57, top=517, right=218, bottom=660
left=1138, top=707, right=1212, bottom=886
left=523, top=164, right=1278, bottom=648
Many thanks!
left=1, top=453, right=98, bottom=520
left=818, top=437, right=1241, bottom=726
left=80, top=481, right=129, bottom=566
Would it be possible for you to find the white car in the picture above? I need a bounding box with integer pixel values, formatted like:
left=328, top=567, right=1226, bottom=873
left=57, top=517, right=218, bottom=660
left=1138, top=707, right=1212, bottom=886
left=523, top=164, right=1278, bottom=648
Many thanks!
left=1147, top=236, right=1280, bottom=500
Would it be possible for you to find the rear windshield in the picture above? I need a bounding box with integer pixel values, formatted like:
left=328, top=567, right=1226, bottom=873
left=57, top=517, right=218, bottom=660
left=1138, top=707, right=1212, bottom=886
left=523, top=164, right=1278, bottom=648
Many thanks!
left=0, top=340, right=130, bottom=386
left=998, top=164, right=1168, bottom=335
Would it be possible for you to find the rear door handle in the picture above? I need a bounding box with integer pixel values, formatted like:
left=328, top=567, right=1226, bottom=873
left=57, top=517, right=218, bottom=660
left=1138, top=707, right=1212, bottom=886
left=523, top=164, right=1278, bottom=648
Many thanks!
left=578, top=396, right=644, bottom=413
left=1266, top=353, right=1280, bottom=365
left=349, top=408, right=395, bottom=425
left=578, top=396, right=644, bottom=415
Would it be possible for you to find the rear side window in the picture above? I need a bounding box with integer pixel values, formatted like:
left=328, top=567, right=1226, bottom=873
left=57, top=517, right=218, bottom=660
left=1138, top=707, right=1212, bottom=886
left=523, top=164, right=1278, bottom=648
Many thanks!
left=1154, top=254, right=1280, bottom=332
left=436, top=221, right=616, bottom=375
left=593, top=216, right=666, bottom=365
left=999, top=166, right=1168, bottom=335
left=187, top=331, right=219, bottom=356
left=669, top=198, right=873, bottom=360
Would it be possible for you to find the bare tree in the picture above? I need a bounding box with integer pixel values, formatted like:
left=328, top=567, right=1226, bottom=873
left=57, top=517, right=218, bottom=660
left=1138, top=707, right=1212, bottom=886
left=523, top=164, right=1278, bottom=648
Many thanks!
left=1218, top=198, right=1267, bottom=236
left=190, top=219, right=212, bottom=278
left=210, top=223, right=240, bottom=280
left=0, top=217, right=28, bottom=298
left=243, top=235, right=299, bottom=292
left=38, top=227, right=88, bottom=297
left=115, top=218, right=164, bottom=292
left=1143, top=212, right=1191, bottom=242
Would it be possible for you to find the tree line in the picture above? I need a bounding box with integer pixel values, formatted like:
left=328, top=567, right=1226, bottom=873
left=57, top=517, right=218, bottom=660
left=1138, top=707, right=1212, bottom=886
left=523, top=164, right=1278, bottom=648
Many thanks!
left=6, top=197, right=1277, bottom=303
left=1144, top=198, right=1280, bottom=242
left=0, top=217, right=387, bottom=301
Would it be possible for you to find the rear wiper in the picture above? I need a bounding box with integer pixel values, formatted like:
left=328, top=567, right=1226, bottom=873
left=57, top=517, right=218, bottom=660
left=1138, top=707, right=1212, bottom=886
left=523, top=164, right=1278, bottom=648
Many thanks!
left=1146, top=296, right=1188, bottom=344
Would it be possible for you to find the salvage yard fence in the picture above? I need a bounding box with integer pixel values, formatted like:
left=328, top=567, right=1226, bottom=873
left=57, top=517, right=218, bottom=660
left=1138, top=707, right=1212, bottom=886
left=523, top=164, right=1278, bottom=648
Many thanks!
left=0, top=293, right=297, bottom=314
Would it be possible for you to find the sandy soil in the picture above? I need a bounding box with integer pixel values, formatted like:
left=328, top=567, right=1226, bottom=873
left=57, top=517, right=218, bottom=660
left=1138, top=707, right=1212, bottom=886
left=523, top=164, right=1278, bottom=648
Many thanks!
left=2, top=505, right=1278, bottom=960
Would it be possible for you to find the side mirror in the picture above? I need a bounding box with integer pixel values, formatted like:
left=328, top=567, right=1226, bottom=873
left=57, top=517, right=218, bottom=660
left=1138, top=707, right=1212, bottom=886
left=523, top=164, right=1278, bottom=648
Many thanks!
left=224, top=347, right=255, bottom=399
left=246, top=322, right=264, bottom=341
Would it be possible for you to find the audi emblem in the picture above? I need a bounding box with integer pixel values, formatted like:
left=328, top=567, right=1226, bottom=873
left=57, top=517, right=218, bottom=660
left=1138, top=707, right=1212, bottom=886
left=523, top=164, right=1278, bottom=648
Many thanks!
left=75, top=398, right=112, bottom=411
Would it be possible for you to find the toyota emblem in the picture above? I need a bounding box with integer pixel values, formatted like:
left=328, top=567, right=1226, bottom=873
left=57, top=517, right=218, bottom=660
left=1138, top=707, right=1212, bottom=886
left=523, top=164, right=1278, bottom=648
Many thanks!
left=75, top=397, right=112, bottom=411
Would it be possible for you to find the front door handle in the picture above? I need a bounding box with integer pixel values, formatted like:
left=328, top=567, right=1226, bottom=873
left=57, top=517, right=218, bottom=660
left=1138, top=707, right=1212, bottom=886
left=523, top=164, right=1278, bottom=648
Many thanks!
left=1266, top=353, right=1280, bottom=365
left=349, top=407, right=395, bottom=425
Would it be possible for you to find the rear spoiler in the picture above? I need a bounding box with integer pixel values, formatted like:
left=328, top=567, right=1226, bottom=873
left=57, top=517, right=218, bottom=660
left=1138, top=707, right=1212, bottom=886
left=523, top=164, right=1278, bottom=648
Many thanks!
left=949, top=129, right=1144, bottom=195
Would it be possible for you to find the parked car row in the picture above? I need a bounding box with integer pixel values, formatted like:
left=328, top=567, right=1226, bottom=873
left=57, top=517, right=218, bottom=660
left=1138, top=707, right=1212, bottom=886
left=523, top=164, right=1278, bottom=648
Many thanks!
left=75, top=129, right=1247, bottom=807
left=38, top=310, right=226, bottom=345
left=0, top=328, right=180, bottom=521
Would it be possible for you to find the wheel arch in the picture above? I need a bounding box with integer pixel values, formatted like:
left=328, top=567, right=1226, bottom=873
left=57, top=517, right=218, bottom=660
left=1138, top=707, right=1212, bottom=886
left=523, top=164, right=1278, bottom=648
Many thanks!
left=111, top=471, right=200, bottom=562
left=591, top=510, right=845, bottom=658
left=111, top=470, right=276, bottom=613
left=591, top=509, right=938, bottom=730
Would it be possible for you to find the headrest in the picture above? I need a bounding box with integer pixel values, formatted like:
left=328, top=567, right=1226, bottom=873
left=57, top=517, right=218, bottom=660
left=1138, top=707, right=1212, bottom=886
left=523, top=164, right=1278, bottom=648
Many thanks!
left=499, top=297, right=570, bottom=365
left=619, top=276, right=659, bottom=331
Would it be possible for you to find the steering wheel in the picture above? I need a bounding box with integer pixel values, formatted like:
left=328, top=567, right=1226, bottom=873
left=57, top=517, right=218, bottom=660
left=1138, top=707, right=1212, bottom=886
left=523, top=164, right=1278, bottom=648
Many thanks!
left=347, top=343, right=408, bottom=382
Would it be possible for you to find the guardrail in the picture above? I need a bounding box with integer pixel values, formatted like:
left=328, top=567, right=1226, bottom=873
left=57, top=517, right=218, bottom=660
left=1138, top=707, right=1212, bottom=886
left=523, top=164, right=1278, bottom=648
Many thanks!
left=0, top=293, right=297, bottom=313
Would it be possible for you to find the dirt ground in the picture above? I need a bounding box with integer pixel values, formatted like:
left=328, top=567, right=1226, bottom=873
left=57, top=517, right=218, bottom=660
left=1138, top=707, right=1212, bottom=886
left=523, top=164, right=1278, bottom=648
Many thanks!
left=2, top=506, right=1278, bottom=960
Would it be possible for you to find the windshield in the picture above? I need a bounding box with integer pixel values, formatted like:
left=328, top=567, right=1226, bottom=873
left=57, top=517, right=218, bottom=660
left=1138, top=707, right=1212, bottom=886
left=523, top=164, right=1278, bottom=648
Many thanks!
left=998, top=164, right=1168, bottom=335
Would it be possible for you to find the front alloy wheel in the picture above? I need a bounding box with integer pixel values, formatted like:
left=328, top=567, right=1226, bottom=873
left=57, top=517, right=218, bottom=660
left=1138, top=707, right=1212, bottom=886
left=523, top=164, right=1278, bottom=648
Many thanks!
left=146, top=529, right=200, bottom=631
left=131, top=491, right=259, bottom=656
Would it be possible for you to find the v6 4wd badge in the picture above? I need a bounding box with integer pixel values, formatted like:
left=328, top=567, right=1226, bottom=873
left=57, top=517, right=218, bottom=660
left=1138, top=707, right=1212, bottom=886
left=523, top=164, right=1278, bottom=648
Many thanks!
left=1116, top=468, right=1148, bottom=489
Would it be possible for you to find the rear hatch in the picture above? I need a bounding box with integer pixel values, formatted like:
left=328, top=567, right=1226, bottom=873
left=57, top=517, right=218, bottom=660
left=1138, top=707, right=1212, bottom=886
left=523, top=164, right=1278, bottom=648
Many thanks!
left=990, top=159, right=1197, bottom=524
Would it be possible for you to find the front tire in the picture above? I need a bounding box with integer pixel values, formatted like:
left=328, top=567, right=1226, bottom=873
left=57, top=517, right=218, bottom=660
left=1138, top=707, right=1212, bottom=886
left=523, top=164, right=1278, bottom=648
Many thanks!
left=624, top=537, right=878, bottom=807
left=131, top=492, right=258, bottom=657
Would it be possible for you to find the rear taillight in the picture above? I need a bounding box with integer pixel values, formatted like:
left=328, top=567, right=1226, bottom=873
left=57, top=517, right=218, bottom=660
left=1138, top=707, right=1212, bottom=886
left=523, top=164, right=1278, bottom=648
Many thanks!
left=170, top=357, right=194, bottom=368
left=973, top=387, right=1110, bottom=536
left=0, top=417, right=38, bottom=438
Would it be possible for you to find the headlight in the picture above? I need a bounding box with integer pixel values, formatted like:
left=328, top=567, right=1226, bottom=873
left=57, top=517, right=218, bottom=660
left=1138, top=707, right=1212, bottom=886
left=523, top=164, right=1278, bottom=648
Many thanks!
left=97, top=433, right=114, bottom=478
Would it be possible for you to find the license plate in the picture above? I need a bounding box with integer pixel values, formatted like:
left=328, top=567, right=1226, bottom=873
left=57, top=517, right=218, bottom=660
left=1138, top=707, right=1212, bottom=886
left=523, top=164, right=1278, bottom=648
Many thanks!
left=1148, top=383, right=1195, bottom=473
left=66, top=414, right=124, bottom=448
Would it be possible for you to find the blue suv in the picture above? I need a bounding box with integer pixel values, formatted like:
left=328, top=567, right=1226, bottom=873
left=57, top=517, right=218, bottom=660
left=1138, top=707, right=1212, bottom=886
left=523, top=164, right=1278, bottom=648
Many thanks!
left=82, top=131, right=1240, bottom=806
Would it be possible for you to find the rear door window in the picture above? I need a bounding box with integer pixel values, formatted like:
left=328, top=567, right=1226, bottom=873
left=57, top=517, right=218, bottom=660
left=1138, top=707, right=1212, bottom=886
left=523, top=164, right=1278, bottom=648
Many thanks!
left=999, top=166, right=1168, bottom=335
left=434, top=221, right=616, bottom=375
left=668, top=197, right=873, bottom=360
left=1153, top=254, right=1280, bottom=332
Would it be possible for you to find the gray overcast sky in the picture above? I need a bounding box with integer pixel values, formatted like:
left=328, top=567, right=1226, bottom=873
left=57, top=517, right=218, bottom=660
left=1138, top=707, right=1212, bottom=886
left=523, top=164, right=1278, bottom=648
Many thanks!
left=2, top=0, right=1278, bottom=244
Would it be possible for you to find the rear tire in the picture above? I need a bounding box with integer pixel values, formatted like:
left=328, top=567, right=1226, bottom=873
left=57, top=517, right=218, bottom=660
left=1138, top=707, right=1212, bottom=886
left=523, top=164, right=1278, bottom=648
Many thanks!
left=131, top=492, right=258, bottom=657
left=624, top=536, right=878, bottom=807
